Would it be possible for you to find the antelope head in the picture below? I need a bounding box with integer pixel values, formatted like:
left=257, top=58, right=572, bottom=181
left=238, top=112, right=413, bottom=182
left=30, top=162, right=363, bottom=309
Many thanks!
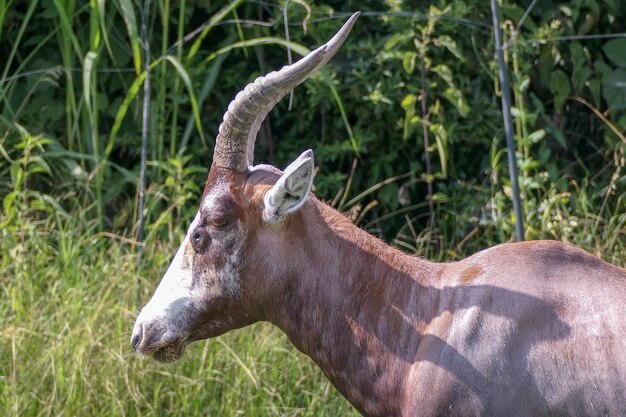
left=131, top=13, right=359, bottom=362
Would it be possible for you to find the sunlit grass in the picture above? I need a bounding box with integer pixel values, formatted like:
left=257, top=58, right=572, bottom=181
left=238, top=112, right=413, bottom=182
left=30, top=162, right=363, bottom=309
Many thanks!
left=0, top=219, right=358, bottom=417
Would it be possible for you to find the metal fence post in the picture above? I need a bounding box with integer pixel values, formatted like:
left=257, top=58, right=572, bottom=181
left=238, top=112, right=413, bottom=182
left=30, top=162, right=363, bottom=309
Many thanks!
left=490, top=0, right=525, bottom=242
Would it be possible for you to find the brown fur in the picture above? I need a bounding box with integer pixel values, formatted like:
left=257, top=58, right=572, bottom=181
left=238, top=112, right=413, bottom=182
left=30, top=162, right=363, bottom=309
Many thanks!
left=240, top=168, right=626, bottom=416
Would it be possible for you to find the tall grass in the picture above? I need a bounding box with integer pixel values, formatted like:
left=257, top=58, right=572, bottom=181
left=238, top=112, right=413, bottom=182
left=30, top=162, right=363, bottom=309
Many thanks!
left=0, top=222, right=358, bottom=416
left=0, top=131, right=357, bottom=415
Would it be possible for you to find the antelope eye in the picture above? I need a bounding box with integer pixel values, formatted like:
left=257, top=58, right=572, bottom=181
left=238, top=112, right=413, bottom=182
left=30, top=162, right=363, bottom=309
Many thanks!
left=190, top=227, right=208, bottom=253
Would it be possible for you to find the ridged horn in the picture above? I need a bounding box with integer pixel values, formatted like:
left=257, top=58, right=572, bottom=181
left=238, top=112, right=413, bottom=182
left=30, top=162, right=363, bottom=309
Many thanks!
left=212, top=12, right=360, bottom=172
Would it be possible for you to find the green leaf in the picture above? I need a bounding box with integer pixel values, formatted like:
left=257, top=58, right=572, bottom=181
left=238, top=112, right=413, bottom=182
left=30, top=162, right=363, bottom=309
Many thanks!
left=97, top=0, right=114, bottom=60
left=501, top=3, right=537, bottom=31
left=538, top=47, right=554, bottom=89
left=0, top=0, right=37, bottom=85
left=0, top=0, right=7, bottom=42
left=550, top=70, right=571, bottom=112
left=586, top=0, right=600, bottom=14
left=378, top=182, right=399, bottom=211
left=605, top=0, right=619, bottom=14
left=108, top=72, right=146, bottom=155
left=594, top=59, right=613, bottom=76
left=519, top=76, right=531, bottom=93
left=401, top=94, right=416, bottom=111
left=321, top=69, right=359, bottom=157
left=46, top=140, right=87, bottom=180
left=572, top=66, right=591, bottom=92
left=602, top=69, right=626, bottom=110
left=187, top=0, right=245, bottom=61
left=117, top=0, right=141, bottom=74
left=402, top=51, right=416, bottom=75
left=180, top=41, right=233, bottom=154
left=437, top=35, right=464, bottom=61
left=432, top=64, right=453, bottom=86
left=401, top=94, right=417, bottom=141
left=588, top=78, right=601, bottom=106
left=443, top=87, right=469, bottom=117
left=27, top=155, right=51, bottom=175
left=602, top=38, right=626, bottom=68
left=528, top=129, right=546, bottom=144
left=430, top=123, right=448, bottom=176
left=538, top=143, right=551, bottom=164
left=52, top=0, right=83, bottom=59
left=559, top=5, right=573, bottom=17
left=163, top=55, right=206, bottom=147
left=3, top=191, right=17, bottom=216
left=569, top=41, right=584, bottom=71
left=10, top=162, right=23, bottom=190
left=210, top=37, right=310, bottom=60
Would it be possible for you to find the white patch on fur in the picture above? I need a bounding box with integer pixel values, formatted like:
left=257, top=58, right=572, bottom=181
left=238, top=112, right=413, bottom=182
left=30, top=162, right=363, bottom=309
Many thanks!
left=263, top=149, right=315, bottom=224
left=202, top=183, right=227, bottom=212
left=132, top=214, right=200, bottom=343
left=248, top=163, right=279, bottom=173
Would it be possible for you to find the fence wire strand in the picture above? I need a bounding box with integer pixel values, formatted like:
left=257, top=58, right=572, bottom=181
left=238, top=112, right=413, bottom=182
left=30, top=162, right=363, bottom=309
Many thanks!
left=3, top=6, right=625, bottom=86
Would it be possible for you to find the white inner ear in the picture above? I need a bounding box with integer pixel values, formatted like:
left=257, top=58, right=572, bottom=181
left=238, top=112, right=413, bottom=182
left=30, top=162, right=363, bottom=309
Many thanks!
left=263, top=149, right=315, bottom=224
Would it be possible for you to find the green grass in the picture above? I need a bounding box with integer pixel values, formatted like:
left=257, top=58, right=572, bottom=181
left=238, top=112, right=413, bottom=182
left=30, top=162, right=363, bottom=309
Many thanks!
left=0, top=216, right=358, bottom=416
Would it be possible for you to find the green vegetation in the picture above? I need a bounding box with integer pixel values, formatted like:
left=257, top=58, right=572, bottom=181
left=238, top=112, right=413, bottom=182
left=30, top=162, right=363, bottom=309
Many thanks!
left=1, top=213, right=357, bottom=415
left=1, top=0, right=625, bottom=415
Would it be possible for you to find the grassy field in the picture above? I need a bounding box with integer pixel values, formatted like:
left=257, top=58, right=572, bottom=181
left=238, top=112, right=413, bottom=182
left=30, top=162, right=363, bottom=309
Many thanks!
left=0, top=217, right=360, bottom=416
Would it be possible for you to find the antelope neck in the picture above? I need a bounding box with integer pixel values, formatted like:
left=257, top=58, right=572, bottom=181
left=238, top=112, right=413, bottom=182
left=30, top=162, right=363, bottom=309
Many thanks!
left=266, top=201, right=443, bottom=416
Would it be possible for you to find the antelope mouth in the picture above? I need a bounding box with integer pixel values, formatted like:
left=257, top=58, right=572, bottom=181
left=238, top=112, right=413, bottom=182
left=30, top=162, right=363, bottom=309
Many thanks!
left=142, top=337, right=188, bottom=363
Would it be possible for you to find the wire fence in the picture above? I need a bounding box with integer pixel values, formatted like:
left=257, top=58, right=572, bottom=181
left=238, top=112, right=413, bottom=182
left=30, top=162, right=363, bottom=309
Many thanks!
left=2, top=7, right=625, bottom=86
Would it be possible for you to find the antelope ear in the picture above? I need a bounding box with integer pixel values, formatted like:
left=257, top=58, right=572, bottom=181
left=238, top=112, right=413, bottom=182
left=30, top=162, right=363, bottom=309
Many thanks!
left=263, top=150, right=315, bottom=224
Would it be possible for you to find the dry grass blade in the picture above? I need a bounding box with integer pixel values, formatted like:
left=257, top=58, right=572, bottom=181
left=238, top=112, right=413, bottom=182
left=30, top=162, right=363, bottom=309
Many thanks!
left=570, top=96, right=626, bottom=144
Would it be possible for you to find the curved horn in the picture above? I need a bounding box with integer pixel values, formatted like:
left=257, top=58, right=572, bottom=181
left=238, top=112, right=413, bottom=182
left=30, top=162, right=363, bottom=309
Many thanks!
left=212, top=12, right=360, bottom=172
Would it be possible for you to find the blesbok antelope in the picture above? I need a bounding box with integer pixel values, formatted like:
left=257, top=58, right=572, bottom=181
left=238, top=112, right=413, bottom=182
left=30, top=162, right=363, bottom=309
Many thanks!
left=131, top=13, right=626, bottom=417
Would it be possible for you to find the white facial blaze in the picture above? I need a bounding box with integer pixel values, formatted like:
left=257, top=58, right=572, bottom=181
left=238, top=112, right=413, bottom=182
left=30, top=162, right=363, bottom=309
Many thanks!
left=202, top=182, right=226, bottom=212
left=132, top=214, right=200, bottom=340
left=132, top=183, right=249, bottom=353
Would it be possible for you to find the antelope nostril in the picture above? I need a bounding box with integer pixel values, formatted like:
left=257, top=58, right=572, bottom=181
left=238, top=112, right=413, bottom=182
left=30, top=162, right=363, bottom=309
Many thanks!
left=131, top=327, right=143, bottom=351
